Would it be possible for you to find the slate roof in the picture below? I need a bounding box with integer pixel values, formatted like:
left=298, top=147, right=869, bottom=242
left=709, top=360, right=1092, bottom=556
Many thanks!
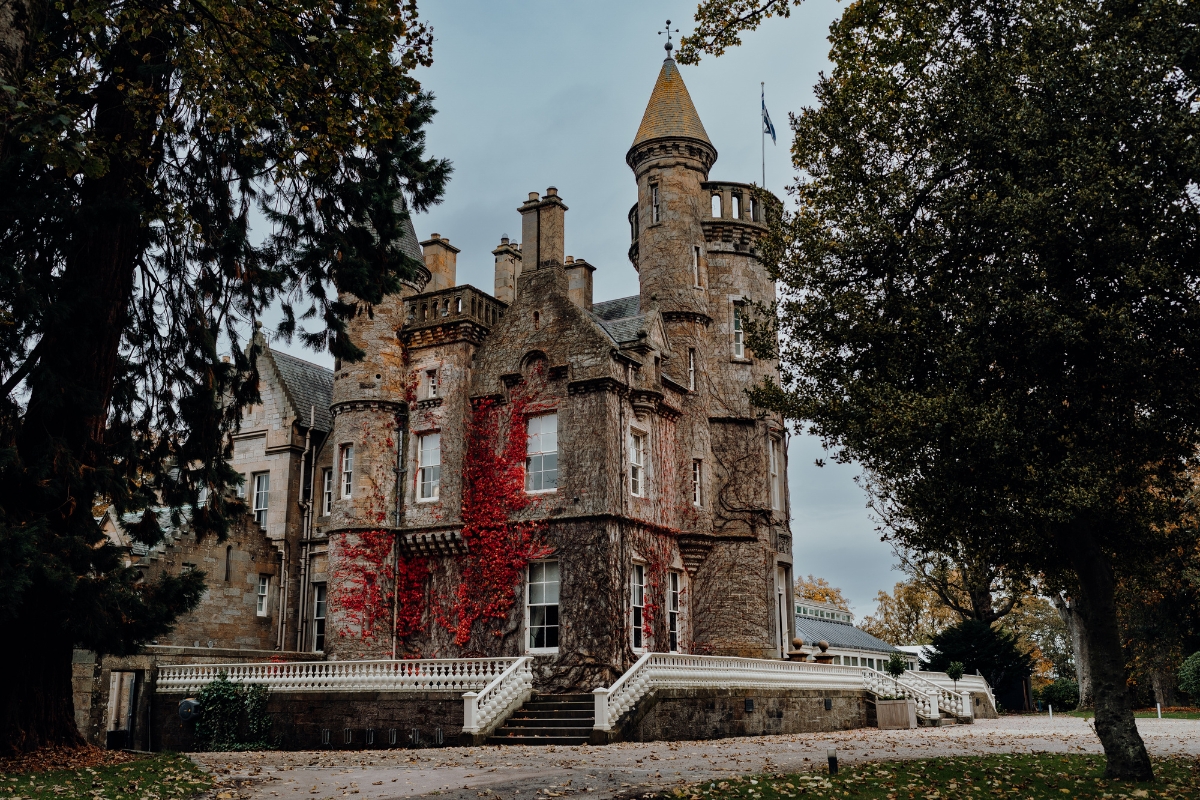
left=590, top=295, right=647, bottom=345
left=633, top=58, right=712, bottom=148
left=267, top=348, right=334, bottom=432
left=794, top=616, right=900, bottom=655
left=395, top=211, right=424, bottom=264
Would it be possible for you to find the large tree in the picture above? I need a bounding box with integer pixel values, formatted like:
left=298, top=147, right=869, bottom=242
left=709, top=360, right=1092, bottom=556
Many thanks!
left=0, top=0, right=449, bottom=753
left=683, top=0, right=1200, bottom=781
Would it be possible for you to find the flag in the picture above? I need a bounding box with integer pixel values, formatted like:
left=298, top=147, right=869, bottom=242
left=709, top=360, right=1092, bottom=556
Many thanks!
left=762, top=89, right=776, bottom=144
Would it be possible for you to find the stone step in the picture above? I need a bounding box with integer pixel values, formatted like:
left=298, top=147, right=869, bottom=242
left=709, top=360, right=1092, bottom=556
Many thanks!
left=486, top=734, right=591, bottom=746
left=518, top=704, right=594, bottom=714
left=506, top=716, right=594, bottom=727
left=494, top=724, right=593, bottom=737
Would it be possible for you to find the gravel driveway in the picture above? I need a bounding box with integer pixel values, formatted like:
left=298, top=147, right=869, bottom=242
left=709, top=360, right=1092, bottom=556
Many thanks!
left=192, top=716, right=1200, bottom=800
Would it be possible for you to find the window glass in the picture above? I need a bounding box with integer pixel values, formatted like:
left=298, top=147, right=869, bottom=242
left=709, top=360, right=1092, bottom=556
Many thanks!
left=651, top=185, right=661, bottom=224
left=712, top=194, right=722, bottom=218
left=525, top=413, right=559, bottom=492
left=253, top=473, right=270, bottom=528
left=256, top=575, right=269, bottom=616
left=427, top=370, right=438, bottom=399
left=733, top=305, right=745, bottom=358
left=688, top=348, right=696, bottom=391
left=692, top=246, right=702, bottom=287
left=668, top=571, right=681, bottom=652
left=341, top=445, right=354, bottom=498
left=692, top=460, right=702, bottom=507
left=235, top=473, right=246, bottom=498
left=629, top=432, right=647, bottom=496
left=313, top=584, right=327, bottom=651
left=322, top=468, right=333, bottom=515
left=770, top=438, right=785, bottom=512
left=527, top=560, right=560, bottom=650
left=418, top=433, right=441, bottom=500
left=631, top=564, right=646, bottom=650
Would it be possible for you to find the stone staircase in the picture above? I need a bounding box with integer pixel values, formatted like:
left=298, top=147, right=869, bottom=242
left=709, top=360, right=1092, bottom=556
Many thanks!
left=487, top=693, right=594, bottom=745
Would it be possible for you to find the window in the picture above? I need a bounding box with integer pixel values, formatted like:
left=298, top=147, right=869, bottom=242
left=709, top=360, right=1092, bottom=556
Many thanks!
left=527, top=560, right=560, bottom=650
left=751, top=196, right=760, bottom=221
left=340, top=445, right=354, bottom=499
left=418, top=433, right=441, bottom=501
left=770, top=437, right=784, bottom=512
left=252, top=472, right=270, bottom=528
left=313, top=583, right=327, bottom=651
left=651, top=185, right=661, bottom=224
left=668, top=571, right=681, bottom=652
left=455, top=296, right=462, bottom=314
left=224, top=546, right=232, bottom=582
left=256, top=575, right=269, bottom=616
left=733, top=305, right=745, bottom=358
left=629, top=431, right=647, bottom=497
left=235, top=473, right=246, bottom=499
left=688, top=348, right=696, bottom=391
left=712, top=194, right=722, bottom=217
left=732, top=193, right=741, bottom=219
left=321, top=468, right=333, bottom=516
left=692, top=460, right=703, bottom=507
left=852, top=657, right=859, bottom=667
left=692, top=246, right=702, bottom=287
left=427, top=369, right=438, bottom=399
left=631, top=564, right=646, bottom=650
left=525, top=413, right=558, bottom=492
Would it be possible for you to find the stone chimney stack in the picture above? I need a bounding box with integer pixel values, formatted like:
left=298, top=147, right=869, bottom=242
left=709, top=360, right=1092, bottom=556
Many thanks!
left=518, top=188, right=567, bottom=271
left=492, top=235, right=522, bottom=304
left=564, top=256, right=595, bottom=311
left=421, top=233, right=459, bottom=292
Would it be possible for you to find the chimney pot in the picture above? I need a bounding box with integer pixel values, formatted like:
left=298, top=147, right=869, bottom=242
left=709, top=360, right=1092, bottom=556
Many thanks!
left=546, top=187, right=558, bottom=197
left=528, top=191, right=539, bottom=201
left=565, top=256, right=575, bottom=264
left=430, top=233, right=441, bottom=240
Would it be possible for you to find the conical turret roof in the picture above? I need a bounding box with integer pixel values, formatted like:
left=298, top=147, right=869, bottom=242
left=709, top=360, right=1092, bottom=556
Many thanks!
left=632, top=58, right=712, bottom=148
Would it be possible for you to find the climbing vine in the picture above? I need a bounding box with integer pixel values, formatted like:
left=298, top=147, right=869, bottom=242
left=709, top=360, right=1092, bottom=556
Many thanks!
left=436, top=368, right=552, bottom=646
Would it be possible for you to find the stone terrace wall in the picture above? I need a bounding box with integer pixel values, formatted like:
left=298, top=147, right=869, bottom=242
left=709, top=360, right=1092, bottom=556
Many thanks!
left=608, top=687, right=871, bottom=744
left=154, top=690, right=464, bottom=751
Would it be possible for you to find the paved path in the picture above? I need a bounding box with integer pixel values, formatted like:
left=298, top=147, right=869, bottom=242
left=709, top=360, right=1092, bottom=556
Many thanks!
left=193, top=717, right=1200, bottom=800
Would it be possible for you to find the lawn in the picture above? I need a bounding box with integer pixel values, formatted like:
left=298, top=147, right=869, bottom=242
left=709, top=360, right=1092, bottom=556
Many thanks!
left=658, top=754, right=1200, bottom=800
left=0, top=751, right=214, bottom=800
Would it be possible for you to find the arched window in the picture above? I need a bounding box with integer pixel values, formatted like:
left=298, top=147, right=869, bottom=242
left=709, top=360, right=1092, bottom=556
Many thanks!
left=711, top=194, right=722, bottom=218
left=731, top=194, right=741, bottom=219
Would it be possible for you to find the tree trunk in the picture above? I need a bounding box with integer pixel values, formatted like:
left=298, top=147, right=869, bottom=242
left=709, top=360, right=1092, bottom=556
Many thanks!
left=1149, top=666, right=1181, bottom=709
left=0, top=616, right=84, bottom=755
left=1065, top=524, right=1153, bottom=781
left=1053, top=592, right=1093, bottom=707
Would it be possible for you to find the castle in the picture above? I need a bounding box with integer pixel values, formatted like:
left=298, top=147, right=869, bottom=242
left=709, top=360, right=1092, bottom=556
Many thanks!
left=86, top=51, right=796, bottom=723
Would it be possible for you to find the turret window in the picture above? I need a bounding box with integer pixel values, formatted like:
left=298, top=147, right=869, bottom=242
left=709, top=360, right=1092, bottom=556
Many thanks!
left=733, top=304, right=746, bottom=358
left=688, top=348, right=696, bottom=391
left=340, top=445, right=354, bottom=499
left=692, top=246, right=702, bottom=288
left=651, top=184, right=661, bottom=224
left=732, top=193, right=741, bottom=219
left=418, top=433, right=441, bottom=501
left=692, top=459, right=703, bottom=507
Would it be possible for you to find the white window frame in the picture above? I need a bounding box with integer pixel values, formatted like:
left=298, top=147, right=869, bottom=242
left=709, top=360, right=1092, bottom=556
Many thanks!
left=417, top=432, right=441, bottom=501
left=733, top=304, right=746, bottom=358
left=651, top=184, right=661, bottom=224
left=256, top=575, right=270, bottom=616
left=427, top=369, right=438, bottom=399
left=321, top=468, right=333, bottom=516
left=235, top=473, right=246, bottom=499
left=340, top=445, right=354, bottom=499
left=692, top=459, right=702, bottom=507
left=631, top=563, right=646, bottom=651
left=526, top=559, right=560, bottom=653
left=770, top=437, right=784, bottom=512
left=312, top=583, right=327, bottom=651
left=688, top=348, right=696, bottom=391
left=629, top=430, right=647, bottom=497
left=692, top=245, right=702, bottom=287
left=525, top=412, right=559, bottom=493
left=252, top=472, right=270, bottom=528
left=668, top=571, right=681, bottom=652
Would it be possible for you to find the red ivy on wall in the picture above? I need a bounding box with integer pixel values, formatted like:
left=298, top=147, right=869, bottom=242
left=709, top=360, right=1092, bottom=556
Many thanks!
left=436, top=371, right=551, bottom=646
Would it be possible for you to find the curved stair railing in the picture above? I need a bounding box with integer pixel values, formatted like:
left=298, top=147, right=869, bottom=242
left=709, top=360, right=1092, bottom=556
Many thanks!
left=863, top=668, right=938, bottom=719
left=462, top=656, right=534, bottom=736
left=900, top=670, right=971, bottom=719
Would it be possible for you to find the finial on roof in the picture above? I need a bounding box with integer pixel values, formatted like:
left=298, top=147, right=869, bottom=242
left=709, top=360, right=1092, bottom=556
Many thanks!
left=658, top=19, right=679, bottom=57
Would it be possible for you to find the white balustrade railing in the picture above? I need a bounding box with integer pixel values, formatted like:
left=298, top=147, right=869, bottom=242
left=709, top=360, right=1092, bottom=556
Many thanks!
left=593, top=653, right=865, bottom=731
left=916, top=671, right=995, bottom=712
left=900, top=670, right=970, bottom=719
left=462, top=656, right=533, bottom=735
left=156, top=658, right=525, bottom=695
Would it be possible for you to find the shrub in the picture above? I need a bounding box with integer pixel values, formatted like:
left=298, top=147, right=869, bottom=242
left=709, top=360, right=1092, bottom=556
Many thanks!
left=1038, top=678, right=1079, bottom=711
left=194, top=674, right=273, bottom=751
left=1180, top=652, right=1200, bottom=700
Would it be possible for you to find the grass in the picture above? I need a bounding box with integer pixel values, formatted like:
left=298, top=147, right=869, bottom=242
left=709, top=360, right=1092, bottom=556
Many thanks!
left=0, top=752, right=215, bottom=800
left=1065, top=709, right=1200, bottom=720
left=656, top=754, right=1200, bottom=800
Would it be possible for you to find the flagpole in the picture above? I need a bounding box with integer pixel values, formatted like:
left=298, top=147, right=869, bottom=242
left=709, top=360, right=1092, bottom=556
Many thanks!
left=761, top=82, right=766, bottom=188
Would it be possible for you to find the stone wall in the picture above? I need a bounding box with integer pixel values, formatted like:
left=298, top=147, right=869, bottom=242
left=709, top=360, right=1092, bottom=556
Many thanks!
left=604, top=687, right=871, bottom=743
left=153, top=690, right=464, bottom=751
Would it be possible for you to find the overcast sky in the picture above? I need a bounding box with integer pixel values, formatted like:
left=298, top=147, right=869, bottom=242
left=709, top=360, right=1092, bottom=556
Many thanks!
left=264, top=0, right=904, bottom=617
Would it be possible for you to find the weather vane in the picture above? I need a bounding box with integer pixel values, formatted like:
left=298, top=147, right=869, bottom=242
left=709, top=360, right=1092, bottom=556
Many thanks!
left=659, top=19, right=679, bottom=55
